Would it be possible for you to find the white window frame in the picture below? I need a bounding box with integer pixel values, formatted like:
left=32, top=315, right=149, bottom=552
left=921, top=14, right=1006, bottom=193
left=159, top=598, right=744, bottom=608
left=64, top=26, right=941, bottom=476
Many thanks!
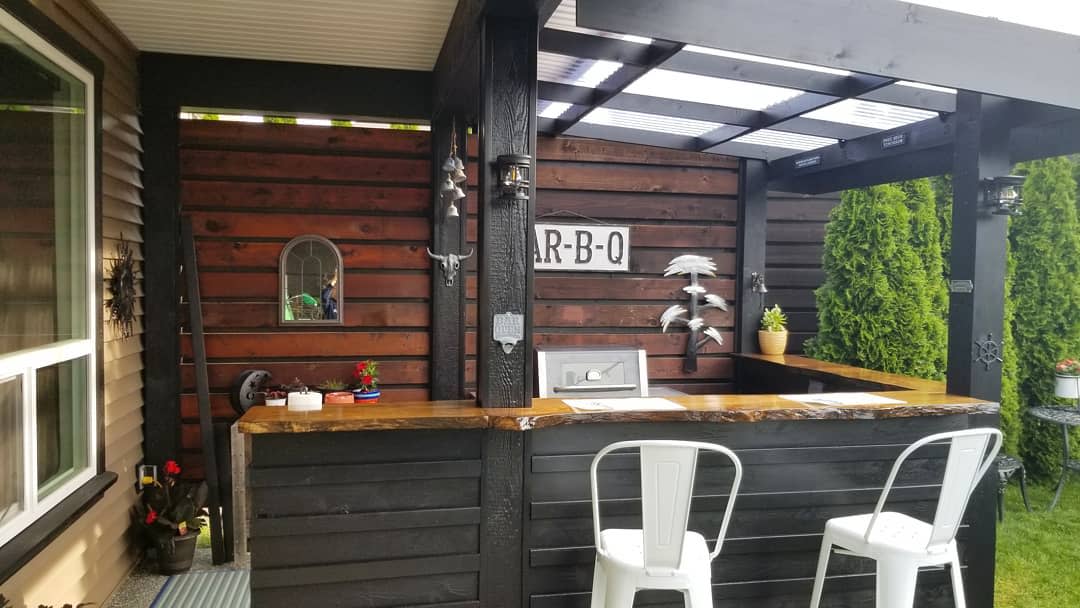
left=0, top=7, right=98, bottom=549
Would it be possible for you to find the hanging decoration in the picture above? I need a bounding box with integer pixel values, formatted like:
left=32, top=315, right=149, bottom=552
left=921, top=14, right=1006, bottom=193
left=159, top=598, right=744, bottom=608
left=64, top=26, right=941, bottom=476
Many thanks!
left=107, top=234, right=140, bottom=339
left=658, top=254, right=729, bottom=373
left=441, top=121, right=466, bottom=219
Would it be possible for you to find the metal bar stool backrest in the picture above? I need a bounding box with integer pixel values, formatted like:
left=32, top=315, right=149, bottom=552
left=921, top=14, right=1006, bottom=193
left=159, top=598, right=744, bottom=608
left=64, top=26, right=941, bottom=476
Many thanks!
left=867, top=428, right=1002, bottom=551
left=590, top=440, right=743, bottom=572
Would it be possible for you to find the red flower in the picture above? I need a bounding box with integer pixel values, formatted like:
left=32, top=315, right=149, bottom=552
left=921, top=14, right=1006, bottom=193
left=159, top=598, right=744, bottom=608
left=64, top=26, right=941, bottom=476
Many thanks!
left=362, top=375, right=373, bottom=385
left=145, top=508, right=158, bottom=525
left=164, top=460, right=181, bottom=476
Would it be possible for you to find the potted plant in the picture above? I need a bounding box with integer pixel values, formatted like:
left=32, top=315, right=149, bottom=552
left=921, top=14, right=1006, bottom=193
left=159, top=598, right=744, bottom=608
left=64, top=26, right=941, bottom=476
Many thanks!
left=352, top=360, right=381, bottom=404
left=318, top=378, right=355, bottom=404
left=132, top=460, right=208, bottom=574
left=264, top=387, right=287, bottom=406
left=1055, top=358, right=1080, bottom=402
left=758, top=304, right=789, bottom=355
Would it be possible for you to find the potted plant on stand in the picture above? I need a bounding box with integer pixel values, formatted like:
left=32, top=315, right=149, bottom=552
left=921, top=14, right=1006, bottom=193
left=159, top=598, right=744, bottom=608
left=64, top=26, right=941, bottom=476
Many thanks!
left=352, top=360, right=381, bottom=404
left=758, top=304, right=789, bottom=355
left=1055, top=358, right=1080, bottom=405
left=132, top=460, right=208, bottom=574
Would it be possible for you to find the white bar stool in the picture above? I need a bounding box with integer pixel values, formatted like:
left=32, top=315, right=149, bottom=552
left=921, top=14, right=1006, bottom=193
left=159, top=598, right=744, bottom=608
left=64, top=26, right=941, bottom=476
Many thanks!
left=809, top=428, right=1002, bottom=608
left=589, top=440, right=743, bottom=608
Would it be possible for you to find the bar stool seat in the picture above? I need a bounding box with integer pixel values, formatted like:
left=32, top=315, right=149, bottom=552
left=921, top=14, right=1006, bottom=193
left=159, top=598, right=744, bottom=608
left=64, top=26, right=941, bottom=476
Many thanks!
left=598, top=529, right=712, bottom=575
left=822, top=512, right=937, bottom=558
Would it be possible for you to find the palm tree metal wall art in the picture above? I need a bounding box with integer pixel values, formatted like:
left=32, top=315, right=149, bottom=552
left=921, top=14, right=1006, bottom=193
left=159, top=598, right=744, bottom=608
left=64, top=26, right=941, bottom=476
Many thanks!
left=659, top=255, right=728, bottom=372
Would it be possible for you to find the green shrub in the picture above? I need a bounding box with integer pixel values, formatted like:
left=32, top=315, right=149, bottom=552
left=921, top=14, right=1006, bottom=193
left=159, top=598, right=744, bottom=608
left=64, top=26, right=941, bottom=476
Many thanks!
left=900, top=178, right=948, bottom=374
left=806, top=183, right=943, bottom=379
left=1010, top=157, right=1080, bottom=476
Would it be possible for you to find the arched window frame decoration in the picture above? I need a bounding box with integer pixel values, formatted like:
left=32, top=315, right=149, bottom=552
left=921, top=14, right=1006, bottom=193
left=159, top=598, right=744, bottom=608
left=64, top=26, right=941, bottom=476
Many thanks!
left=279, top=235, right=345, bottom=326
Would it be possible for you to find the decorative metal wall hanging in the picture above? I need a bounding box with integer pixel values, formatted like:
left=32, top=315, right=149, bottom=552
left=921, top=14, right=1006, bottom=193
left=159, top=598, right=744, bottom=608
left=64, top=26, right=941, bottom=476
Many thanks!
left=440, top=121, right=466, bottom=219
left=106, top=234, right=139, bottom=339
left=658, top=255, right=729, bottom=373
left=427, top=247, right=474, bottom=287
left=973, top=333, right=1003, bottom=370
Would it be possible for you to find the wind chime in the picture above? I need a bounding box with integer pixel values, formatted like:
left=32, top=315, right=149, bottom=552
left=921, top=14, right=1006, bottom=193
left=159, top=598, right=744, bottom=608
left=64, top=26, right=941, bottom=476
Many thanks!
left=440, top=122, right=467, bottom=219
left=658, top=254, right=729, bottom=372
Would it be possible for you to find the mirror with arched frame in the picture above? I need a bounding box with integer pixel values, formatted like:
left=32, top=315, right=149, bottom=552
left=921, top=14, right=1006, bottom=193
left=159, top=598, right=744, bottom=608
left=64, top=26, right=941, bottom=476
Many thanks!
left=279, top=235, right=344, bottom=325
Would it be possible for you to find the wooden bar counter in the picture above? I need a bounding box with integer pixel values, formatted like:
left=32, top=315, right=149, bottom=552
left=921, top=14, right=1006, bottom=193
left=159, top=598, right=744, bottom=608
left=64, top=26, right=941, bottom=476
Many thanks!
left=238, top=356, right=999, bottom=608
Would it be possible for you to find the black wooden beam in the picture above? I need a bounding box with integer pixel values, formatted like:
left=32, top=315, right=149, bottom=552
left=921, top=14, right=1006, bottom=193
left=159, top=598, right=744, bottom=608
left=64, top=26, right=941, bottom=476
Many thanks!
left=433, top=0, right=484, bottom=120
left=477, top=15, right=538, bottom=407
left=946, top=92, right=1011, bottom=407
left=859, top=83, right=956, bottom=113
left=539, top=28, right=659, bottom=66
left=1011, top=117, right=1080, bottom=163
left=736, top=159, right=768, bottom=353
left=576, top=0, right=1080, bottom=110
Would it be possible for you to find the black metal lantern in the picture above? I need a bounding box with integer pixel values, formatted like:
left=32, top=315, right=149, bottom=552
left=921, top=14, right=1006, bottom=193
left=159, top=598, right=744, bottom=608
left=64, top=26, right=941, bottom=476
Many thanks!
left=497, top=153, right=531, bottom=201
left=982, top=175, right=1025, bottom=216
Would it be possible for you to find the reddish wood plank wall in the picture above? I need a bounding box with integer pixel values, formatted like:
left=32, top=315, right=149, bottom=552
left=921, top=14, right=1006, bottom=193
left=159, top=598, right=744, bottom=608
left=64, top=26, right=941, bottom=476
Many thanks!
left=766, top=191, right=840, bottom=353
left=177, top=121, right=433, bottom=475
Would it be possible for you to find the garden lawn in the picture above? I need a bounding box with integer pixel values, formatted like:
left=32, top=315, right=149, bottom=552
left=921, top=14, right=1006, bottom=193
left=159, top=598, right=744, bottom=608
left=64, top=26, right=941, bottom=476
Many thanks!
left=995, top=480, right=1080, bottom=607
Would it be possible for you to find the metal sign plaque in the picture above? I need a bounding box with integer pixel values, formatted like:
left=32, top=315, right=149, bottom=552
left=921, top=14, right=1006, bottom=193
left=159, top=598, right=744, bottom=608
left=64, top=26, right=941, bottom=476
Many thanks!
left=949, top=279, right=974, bottom=293
left=794, top=154, right=822, bottom=169
left=493, top=312, right=525, bottom=354
left=533, top=223, right=629, bottom=272
left=881, top=132, right=908, bottom=149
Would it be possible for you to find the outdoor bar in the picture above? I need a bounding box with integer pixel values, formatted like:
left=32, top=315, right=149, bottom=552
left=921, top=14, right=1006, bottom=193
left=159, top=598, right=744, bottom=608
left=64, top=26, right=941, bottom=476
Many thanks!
left=3, top=0, right=1080, bottom=607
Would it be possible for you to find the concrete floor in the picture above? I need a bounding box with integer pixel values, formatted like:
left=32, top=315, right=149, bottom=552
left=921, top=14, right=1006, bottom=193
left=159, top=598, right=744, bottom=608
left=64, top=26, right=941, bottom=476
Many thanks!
left=104, top=547, right=249, bottom=608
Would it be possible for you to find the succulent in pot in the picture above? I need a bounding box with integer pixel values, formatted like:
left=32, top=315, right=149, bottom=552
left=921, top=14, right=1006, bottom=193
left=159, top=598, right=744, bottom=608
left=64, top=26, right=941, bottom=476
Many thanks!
left=264, top=388, right=287, bottom=406
left=352, top=360, right=381, bottom=404
left=758, top=304, right=789, bottom=356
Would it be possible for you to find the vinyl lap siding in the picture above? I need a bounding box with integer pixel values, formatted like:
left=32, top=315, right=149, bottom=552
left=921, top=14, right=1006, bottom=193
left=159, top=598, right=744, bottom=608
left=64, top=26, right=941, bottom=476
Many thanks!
left=2, top=1, right=143, bottom=605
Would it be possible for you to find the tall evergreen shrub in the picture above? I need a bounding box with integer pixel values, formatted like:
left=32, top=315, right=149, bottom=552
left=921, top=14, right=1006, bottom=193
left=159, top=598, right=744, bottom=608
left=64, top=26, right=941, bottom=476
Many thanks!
left=805, top=184, right=942, bottom=379
left=900, top=179, right=948, bottom=377
left=1010, top=157, right=1080, bottom=476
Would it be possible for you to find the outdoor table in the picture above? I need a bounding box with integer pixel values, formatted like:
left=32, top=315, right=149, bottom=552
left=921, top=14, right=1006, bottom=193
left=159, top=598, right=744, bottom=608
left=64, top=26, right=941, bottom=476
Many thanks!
left=1026, top=405, right=1080, bottom=510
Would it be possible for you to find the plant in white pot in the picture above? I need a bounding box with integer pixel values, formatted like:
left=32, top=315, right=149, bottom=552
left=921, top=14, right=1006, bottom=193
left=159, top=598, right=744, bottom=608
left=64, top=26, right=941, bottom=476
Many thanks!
left=758, top=304, right=789, bottom=355
left=1054, top=358, right=1080, bottom=403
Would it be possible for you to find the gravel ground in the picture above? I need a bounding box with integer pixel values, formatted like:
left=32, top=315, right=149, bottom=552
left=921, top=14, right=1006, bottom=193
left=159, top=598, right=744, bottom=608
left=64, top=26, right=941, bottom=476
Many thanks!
left=104, top=548, right=248, bottom=608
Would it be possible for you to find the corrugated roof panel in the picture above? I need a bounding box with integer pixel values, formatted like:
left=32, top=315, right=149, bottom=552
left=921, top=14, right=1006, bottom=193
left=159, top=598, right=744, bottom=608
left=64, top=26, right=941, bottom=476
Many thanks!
left=92, top=0, right=457, bottom=71
left=539, top=51, right=622, bottom=88
left=624, top=69, right=804, bottom=111
left=581, top=107, right=723, bottom=137
left=803, top=99, right=938, bottom=130
left=731, top=129, right=837, bottom=151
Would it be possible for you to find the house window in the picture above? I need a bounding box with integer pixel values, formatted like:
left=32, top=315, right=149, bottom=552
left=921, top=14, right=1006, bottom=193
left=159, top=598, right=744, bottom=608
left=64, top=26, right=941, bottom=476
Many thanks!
left=0, top=8, right=97, bottom=547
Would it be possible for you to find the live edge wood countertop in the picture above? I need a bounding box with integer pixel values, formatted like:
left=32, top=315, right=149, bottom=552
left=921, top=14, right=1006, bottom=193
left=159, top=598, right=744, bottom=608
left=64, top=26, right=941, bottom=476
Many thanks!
left=237, top=355, right=997, bottom=434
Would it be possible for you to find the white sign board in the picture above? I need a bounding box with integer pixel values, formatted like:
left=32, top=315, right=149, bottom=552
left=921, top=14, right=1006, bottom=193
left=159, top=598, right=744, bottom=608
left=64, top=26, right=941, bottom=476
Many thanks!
left=533, top=223, right=629, bottom=272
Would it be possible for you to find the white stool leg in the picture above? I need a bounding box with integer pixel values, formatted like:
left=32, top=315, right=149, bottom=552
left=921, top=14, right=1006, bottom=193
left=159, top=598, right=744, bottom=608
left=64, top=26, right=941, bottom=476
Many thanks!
left=604, top=578, right=637, bottom=608
left=875, top=558, right=919, bottom=608
left=949, top=554, right=967, bottom=608
left=684, top=578, right=713, bottom=608
left=809, top=534, right=832, bottom=608
left=590, top=559, right=607, bottom=608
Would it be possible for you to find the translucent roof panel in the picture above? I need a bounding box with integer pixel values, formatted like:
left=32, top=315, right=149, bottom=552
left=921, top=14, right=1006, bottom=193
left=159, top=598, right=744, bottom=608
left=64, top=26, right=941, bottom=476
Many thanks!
left=538, top=51, right=622, bottom=88
left=684, top=45, right=852, bottom=76
left=538, top=100, right=573, bottom=120
left=624, top=69, right=803, bottom=111
left=896, top=80, right=957, bottom=94
left=905, top=1, right=1080, bottom=37
left=731, top=129, right=837, bottom=151
left=581, top=107, right=723, bottom=137
left=546, top=0, right=653, bottom=44
left=802, top=99, right=938, bottom=130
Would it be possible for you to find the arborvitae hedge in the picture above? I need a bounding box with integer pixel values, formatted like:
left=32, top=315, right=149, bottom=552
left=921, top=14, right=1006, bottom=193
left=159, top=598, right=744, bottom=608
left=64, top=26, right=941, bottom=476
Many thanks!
left=805, top=183, right=942, bottom=379
left=900, top=179, right=948, bottom=378
left=1010, top=157, right=1080, bottom=476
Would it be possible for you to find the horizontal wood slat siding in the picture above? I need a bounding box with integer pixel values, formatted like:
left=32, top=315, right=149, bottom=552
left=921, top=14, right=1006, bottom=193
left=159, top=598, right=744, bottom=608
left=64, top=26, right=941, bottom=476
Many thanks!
left=466, top=136, right=740, bottom=394
left=248, top=431, right=483, bottom=607
left=177, top=121, right=432, bottom=477
left=2, top=1, right=143, bottom=606
left=766, top=191, right=839, bottom=353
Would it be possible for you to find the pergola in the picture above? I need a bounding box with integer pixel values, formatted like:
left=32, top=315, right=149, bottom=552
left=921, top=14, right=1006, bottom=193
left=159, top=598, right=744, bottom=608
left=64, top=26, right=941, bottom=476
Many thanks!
left=425, top=0, right=1080, bottom=410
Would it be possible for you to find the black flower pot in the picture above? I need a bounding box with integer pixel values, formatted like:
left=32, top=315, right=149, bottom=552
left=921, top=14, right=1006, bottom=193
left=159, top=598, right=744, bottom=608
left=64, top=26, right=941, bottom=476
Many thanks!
left=158, top=532, right=198, bottom=574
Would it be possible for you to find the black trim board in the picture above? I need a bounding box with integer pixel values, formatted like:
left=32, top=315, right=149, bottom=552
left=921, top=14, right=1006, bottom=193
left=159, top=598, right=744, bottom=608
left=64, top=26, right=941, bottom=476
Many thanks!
left=0, top=473, right=117, bottom=584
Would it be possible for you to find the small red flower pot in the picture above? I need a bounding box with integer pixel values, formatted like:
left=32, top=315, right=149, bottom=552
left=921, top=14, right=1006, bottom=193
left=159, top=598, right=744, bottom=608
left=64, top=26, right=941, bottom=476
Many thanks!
left=353, top=389, right=380, bottom=404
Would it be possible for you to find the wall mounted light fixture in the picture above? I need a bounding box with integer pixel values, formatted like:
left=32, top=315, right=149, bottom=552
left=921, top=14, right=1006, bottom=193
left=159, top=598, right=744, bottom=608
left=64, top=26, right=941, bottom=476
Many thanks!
left=982, top=175, right=1025, bottom=216
left=497, top=153, right=531, bottom=201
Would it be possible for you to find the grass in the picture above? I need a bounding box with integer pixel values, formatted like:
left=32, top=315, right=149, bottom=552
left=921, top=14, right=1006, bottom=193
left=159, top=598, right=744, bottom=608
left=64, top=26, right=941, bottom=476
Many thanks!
left=995, top=478, right=1080, bottom=607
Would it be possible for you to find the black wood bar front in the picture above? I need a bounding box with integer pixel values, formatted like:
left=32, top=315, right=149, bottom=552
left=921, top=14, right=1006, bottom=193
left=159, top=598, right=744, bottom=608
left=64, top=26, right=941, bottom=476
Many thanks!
left=244, top=411, right=998, bottom=608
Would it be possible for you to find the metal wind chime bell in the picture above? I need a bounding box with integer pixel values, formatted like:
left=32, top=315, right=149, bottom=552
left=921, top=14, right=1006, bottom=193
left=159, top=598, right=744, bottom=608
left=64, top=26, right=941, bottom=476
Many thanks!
left=441, top=126, right=467, bottom=218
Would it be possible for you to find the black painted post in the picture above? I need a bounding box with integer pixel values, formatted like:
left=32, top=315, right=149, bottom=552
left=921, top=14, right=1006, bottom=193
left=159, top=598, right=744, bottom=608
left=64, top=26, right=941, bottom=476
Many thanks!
left=430, top=116, right=469, bottom=399
left=476, top=15, right=538, bottom=408
left=947, top=91, right=1011, bottom=404
left=139, top=59, right=181, bottom=464
left=736, top=158, right=768, bottom=353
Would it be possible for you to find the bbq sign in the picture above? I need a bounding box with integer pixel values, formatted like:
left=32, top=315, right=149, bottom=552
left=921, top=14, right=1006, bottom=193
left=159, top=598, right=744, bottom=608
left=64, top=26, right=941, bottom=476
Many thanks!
left=534, top=223, right=630, bottom=272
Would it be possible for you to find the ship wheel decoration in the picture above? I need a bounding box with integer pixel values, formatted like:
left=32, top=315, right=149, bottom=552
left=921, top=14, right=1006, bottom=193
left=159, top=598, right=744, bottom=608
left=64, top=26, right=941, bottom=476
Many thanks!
left=106, top=235, right=139, bottom=339
left=973, top=333, right=1003, bottom=370
left=658, top=255, right=729, bottom=373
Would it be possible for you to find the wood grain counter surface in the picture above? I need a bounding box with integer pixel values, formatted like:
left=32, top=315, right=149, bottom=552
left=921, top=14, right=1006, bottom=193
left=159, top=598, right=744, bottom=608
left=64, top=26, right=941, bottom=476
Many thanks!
left=238, top=353, right=995, bottom=433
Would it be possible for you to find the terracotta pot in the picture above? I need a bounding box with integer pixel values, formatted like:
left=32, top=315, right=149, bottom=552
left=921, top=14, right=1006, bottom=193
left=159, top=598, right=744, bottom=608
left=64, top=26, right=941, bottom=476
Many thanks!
left=758, top=330, right=789, bottom=355
left=324, top=391, right=355, bottom=404
left=353, top=389, right=381, bottom=404
left=158, top=531, right=198, bottom=575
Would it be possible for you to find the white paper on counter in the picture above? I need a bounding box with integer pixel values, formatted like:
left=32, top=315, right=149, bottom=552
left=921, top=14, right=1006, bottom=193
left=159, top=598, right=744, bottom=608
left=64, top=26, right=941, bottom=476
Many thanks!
left=778, top=392, right=906, bottom=407
left=563, top=397, right=686, bottom=412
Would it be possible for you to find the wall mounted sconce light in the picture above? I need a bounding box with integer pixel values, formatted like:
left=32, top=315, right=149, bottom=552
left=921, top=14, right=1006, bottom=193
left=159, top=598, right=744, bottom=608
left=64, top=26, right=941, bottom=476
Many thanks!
left=497, top=154, right=531, bottom=201
left=982, top=175, right=1025, bottom=216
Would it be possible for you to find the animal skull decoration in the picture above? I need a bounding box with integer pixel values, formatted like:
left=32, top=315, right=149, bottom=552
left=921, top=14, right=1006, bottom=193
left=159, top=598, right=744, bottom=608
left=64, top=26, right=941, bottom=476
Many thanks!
left=427, top=248, right=474, bottom=287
